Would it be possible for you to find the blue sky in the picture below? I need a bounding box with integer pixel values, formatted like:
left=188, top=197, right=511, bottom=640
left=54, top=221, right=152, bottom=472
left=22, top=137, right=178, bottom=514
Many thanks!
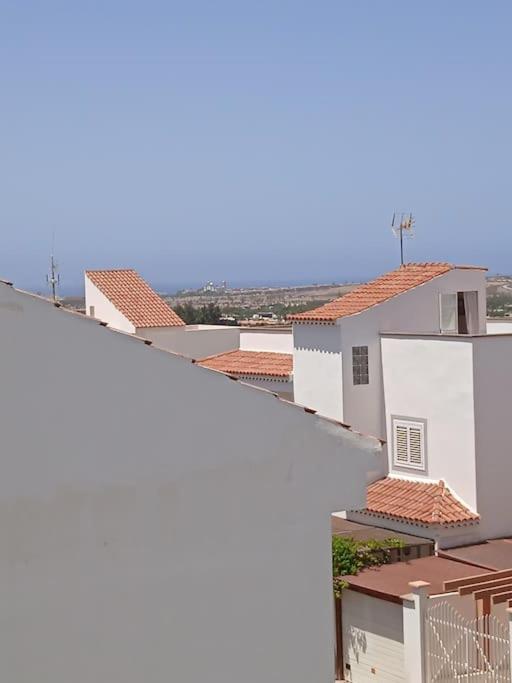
left=1, top=1, right=511, bottom=293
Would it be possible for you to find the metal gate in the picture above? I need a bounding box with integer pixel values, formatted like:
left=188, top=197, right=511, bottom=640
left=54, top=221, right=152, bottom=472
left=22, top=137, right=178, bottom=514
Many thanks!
left=425, top=601, right=511, bottom=682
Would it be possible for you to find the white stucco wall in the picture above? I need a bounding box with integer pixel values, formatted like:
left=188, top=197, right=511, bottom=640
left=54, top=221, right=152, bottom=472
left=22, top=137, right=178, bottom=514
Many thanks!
left=486, top=319, right=512, bottom=334
left=293, top=323, right=344, bottom=421
left=137, top=324, right=240, bottom=359
left=84, top=275, right=135, bottom=333
left=380, top=335, right=477, bottom=511
left=473, top=335, right=512, bottom=540
left=239, top=328, right=293, bottom=353
left=342, top=589, right=405, bottom=682
left=0, top=281, right=383, bottom=683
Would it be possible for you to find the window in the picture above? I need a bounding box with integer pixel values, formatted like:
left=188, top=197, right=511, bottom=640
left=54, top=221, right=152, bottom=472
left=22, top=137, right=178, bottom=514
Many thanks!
left=440, top=291, right=479, bottom=334
left=440, top=293, right=457, bottom=333
left=89, top=305, right=95, bottom=317
left=393, top=418, right=425, bottom=470
left=352, top=346, right=369, bottom=385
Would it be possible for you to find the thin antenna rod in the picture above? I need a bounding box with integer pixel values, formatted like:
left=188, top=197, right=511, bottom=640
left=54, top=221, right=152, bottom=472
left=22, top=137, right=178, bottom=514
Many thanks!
left=46, top=233, right=60, bottom=301
left=391, top=213, right=415, bottom=265
left=400, top=224, right=404, bottom=265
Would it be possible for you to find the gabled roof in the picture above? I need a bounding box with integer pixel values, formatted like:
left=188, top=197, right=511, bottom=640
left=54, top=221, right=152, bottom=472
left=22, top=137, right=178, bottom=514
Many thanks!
left=85, top=269, right=185, bottom=328
left=288, top=263, right=485, bottom=323
left=358, top=476, right=479, bottom=526
left=197, top=350, right=293, bottom=379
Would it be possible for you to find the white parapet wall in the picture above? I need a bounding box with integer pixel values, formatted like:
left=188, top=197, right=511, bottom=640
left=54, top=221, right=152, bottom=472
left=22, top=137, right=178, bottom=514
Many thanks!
left=0, top=280, right=383, bottom=683
left=137, top=324, right=240, bottom=359
left=486, top=318, right=512, bottom=334
left=240, top=327, right=293, bottom=353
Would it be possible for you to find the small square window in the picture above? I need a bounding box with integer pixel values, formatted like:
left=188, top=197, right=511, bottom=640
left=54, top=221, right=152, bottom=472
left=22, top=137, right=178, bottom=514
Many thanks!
left=352, top=346, right=369, bottom=385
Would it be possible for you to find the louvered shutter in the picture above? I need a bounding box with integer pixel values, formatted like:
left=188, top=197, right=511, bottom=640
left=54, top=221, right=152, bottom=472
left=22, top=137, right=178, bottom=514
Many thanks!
left=394, top=424, right=409, bottom=464
left=393, top=419, right=425, bottom=470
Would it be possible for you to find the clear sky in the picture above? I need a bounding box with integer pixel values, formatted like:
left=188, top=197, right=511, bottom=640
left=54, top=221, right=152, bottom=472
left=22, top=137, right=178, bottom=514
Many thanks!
left=1, top=1, right=511, bottom=293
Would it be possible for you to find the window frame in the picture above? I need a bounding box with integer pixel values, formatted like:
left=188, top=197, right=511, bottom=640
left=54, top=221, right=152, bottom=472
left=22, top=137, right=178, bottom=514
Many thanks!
left=352, top=345, right=369, bottom=385
left=392, top=416, right=427, bottom=471
left=439, top=290, right=479, bottom=334
left=439, top=293, right=457, bottom=334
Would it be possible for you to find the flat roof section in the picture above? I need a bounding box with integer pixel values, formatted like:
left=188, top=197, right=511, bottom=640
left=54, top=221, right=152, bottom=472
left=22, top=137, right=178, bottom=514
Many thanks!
left=343, top=555, right=491, bottom=604
left=439, top=539, right=512, bottom=571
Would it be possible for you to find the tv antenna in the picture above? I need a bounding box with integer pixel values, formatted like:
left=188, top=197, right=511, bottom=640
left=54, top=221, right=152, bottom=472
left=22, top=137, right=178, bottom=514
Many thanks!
left=391, top=212, right=415, bottom=265
left=46, top=234, right=60, bottom=301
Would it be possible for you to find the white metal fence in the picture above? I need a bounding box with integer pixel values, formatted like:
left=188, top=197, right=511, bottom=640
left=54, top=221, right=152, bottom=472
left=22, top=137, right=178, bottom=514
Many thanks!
left=425, top=601, right=511, bottom=682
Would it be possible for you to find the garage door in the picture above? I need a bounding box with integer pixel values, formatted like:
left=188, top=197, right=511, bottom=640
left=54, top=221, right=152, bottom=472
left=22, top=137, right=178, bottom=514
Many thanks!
left=342, top=589, right=406, bottom=682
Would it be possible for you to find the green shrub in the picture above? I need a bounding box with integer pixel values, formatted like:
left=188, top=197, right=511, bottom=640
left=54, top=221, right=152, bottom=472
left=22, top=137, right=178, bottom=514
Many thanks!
left=332, top=535, right=404, bottom=596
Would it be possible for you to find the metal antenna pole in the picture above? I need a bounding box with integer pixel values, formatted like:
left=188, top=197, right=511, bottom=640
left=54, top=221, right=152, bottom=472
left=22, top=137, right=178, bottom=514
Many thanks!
left=391, top=213, right=415, bottom=266
left=46, top=233, right=60, bottom=301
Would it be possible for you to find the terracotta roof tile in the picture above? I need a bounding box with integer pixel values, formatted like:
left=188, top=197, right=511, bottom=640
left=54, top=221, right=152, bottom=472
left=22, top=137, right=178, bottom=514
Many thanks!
left=288, top=263, right=460, bottom=323
left=86, top=269, right=185, bottom=328
left=359, top=477, right=479, bottom=526
left=197, top=350, right=293, bottom=378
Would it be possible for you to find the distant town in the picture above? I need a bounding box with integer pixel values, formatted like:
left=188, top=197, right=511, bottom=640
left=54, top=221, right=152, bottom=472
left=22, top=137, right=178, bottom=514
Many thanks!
left=62, top=274, right=512, bottom=325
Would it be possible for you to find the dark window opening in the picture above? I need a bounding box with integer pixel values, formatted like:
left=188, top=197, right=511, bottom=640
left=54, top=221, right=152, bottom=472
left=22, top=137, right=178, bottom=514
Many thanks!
left=352, top=346, right=369, bottom=385
left=457, top=292, right=468, bottom=334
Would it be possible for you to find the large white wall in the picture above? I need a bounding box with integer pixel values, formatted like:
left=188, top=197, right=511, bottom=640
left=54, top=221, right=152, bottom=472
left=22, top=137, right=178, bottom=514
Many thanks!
left=0, top=281, right=383, bottom=683
left=137, top=324, right=240, bottom=359
left=293, top=323, right=344, bottom=421
left=380, top=335, right=477, bottom=511
left=473, top=335, right=512, bottom=540
left=240, top=328, right=293, bottom=353
left=85, top=275, right=135, bottom=333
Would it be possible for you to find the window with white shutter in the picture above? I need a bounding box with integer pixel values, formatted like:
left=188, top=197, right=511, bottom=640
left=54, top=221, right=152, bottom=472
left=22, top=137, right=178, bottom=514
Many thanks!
left=392, top=419, right=425, bottom=470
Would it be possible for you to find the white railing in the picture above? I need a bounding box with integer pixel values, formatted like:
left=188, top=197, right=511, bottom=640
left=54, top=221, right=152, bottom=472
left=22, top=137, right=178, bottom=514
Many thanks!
left=425, top=601, right=511, bottom=682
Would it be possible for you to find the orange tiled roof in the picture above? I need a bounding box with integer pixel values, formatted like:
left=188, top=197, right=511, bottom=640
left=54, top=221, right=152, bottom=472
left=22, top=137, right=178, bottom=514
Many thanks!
left=360, top=477, right=479, bottom=526
left=86, top=269, right=185, bottom=328
left=288, top=263, right=464, bottom=323
left=197, top=350, right=293, bottom=378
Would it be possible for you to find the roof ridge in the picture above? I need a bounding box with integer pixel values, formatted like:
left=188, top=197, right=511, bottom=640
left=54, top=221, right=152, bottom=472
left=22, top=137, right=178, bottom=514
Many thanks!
left=430, top=479, right=446, bottom=524
left=85, top=268, right=137, bottom=274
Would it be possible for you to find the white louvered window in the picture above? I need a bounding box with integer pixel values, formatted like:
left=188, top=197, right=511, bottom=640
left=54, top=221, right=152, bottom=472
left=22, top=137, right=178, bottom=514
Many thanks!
left=393, top=419, right=425, bottom=470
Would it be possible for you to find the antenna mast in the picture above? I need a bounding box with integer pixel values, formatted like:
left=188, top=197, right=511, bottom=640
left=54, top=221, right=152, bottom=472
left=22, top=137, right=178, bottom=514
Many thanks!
left=46, top=235, right=60, bottom=301
left=391, top=212, right=415, bottom=265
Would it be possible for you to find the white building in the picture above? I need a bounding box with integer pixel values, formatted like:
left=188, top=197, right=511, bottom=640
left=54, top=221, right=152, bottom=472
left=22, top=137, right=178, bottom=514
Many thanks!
left=290, top=262, right=512, bottom=548
left=85, top=269, right=240, bottom=358
left=0, top=276, right=384, bottom=683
